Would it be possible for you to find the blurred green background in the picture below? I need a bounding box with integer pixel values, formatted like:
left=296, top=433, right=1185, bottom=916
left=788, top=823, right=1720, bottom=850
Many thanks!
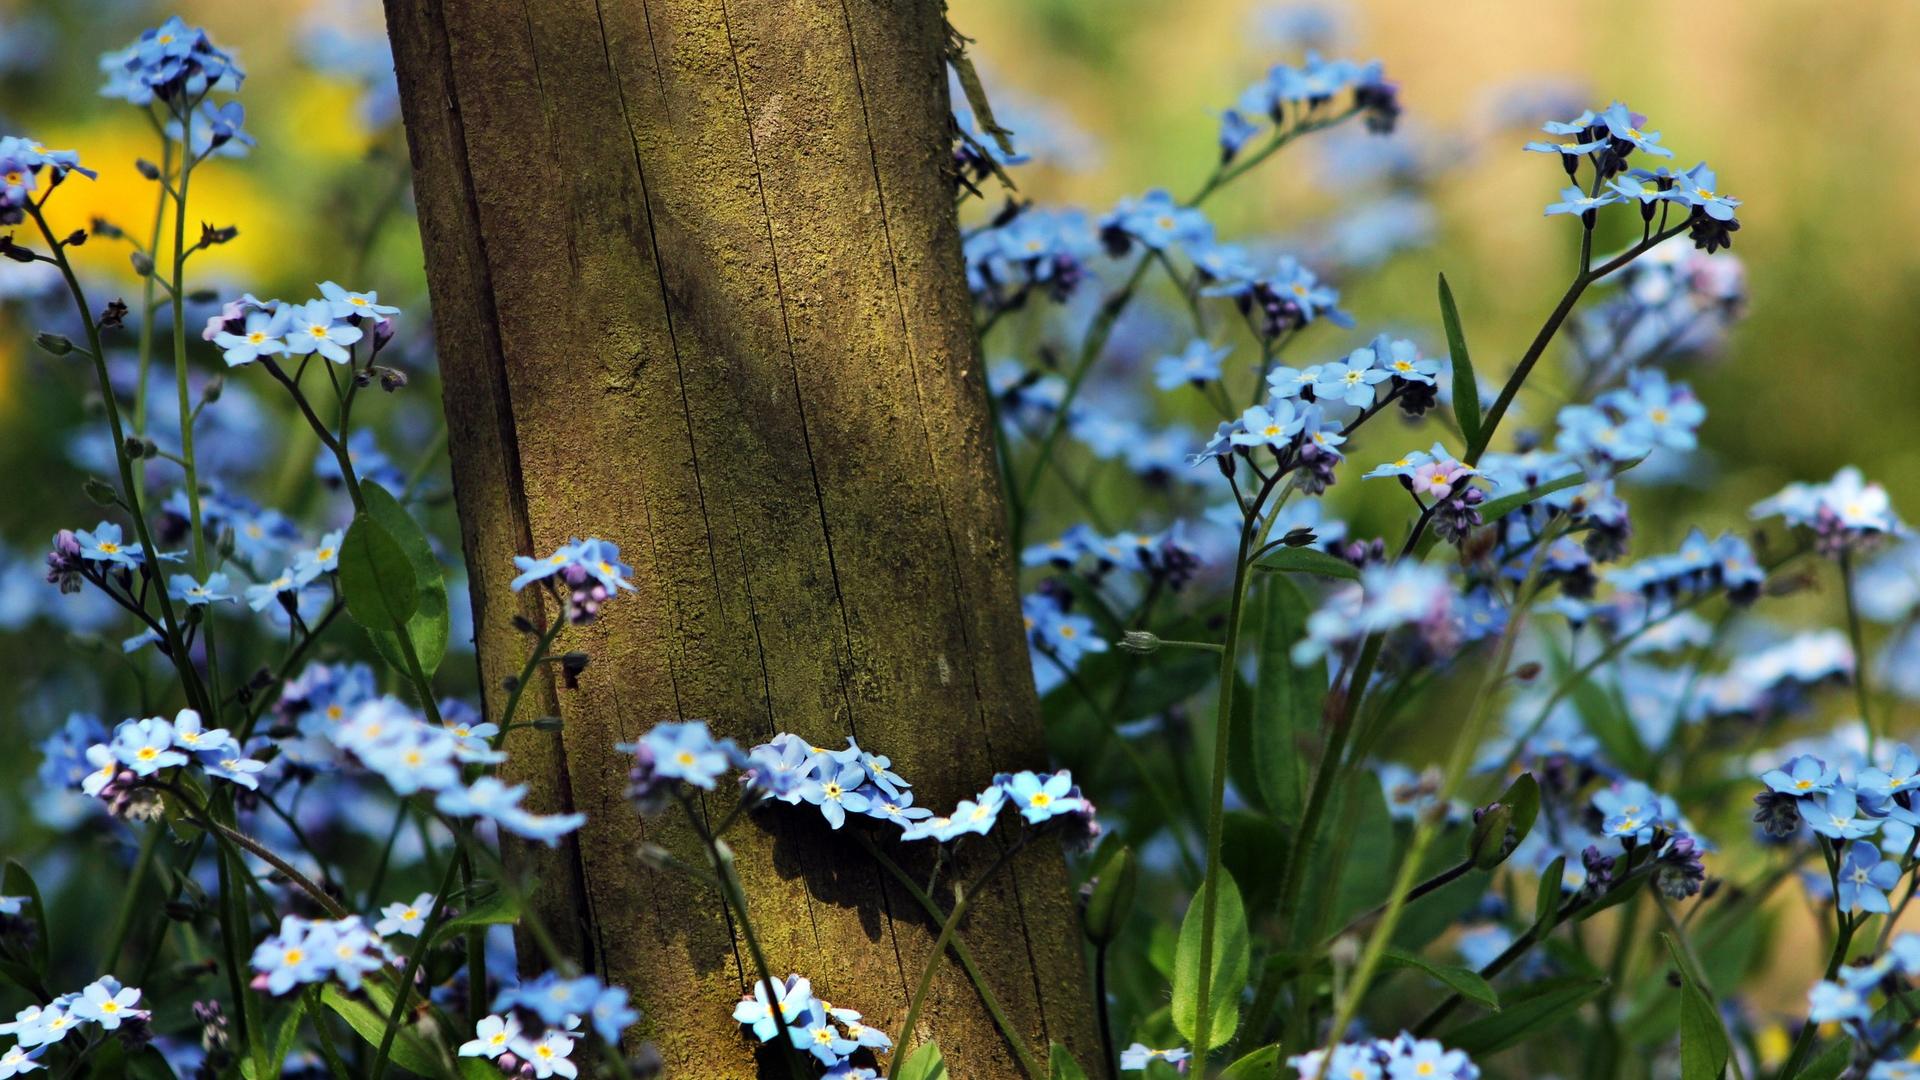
left=953, top=0, right=1920, bottom=541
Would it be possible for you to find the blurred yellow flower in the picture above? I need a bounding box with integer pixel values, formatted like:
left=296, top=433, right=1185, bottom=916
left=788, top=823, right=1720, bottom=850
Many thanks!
left=31, top=119, right=294, bottom=283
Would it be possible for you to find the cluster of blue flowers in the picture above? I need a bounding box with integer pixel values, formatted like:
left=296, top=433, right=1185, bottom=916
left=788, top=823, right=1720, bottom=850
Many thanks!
left=1527, top=102, right=1741, bottom=251
left=510, top=537, right=636, bottom=624
left=78, top=706, right=267, bottom=802
left=1753, top=466, right=1908, bottom=555
left=249, top=914, right=391, bottom=996
left=0, top=976, right=149, bottom=1075
left=730, top=972, right=890, bottom=1077
left=205, top=283, right=397, bottom=368
left=98, top=15, right=244, bottom=107
left=462, top=970, right=637, bottom=1077
left=1806, top=932, right=1920, bottom=1076
left=1294, top=562, right=1456, bottom=664
left=1285, top=1032, right=1479, bottom=1080
left=622, top=720, right=1099, bottom=846
left=328, top=695, right=584, bottom=844
left=1755, top=743, right=1920, bottom=866
left=1224, top=51, right=1401, bottom=154
left=0, top=136, right=93, bottom=228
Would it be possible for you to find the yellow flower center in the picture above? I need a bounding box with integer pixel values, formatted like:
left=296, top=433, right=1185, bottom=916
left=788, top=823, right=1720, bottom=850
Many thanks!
left=98, top=541, right=121, bottom=554
left=676, top=751, right=696, bottom=766
left=283, top=948, right=304, bottom=965
left=1031, top=792, right=1052, bottom=807
left=248, top=331, right=267, bottom=344
left=137, top=746, right=159, bottom=761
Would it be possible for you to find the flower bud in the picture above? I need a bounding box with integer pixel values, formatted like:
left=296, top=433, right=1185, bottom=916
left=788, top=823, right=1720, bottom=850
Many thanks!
left=1117, top=630, right=1161, bottom=655
left=34, top=332, right=73, bottom=356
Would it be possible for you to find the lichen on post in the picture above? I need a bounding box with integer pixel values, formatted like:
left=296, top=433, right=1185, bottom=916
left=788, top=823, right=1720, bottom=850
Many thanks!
left=381, top=0, right=1099, bottom=1073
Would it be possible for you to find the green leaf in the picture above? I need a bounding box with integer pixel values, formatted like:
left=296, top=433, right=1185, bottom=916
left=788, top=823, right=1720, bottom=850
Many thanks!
left=1382, top=946, right=1499, bottom=1009
left=898, top=1041, right=950, bottom=1080
left=338, top=511, right=419, bottom=630
left=3, top=860, right=50, bottom=975
left=359, top=482, right=451, bottom=679
left=1251, top=576, right=1321, bottom=824
left=1478, top=470, right=1588, bottom=527
left=1438, top=274, right=1481, bottom=448
left=1534, top=856, right=1567, bottom=933
left=320, top=983, right=442, bottom=1077
left=1172, top=871, right=1251, bottom=1048
left=1798, top=1037, right=1854, bottom=1080
left=1252, top=546, right=1359, bottom=581
left=1500, top=773, right=1541, bottom=848
left=1330, top=774, right=1397, bottom=932
left=237, top=996, right=306, bottom=1080
left=1049, top=1043, right=1089, bottom=1080
left=1220, top=1045, right=1283, bottom=1079
left=1444, top=975, right=1605, bottom=1054
left=1664, top=933, right=1730, bottom=1079
left=429, top=885, right=523, bottom=945
left=1222, top=812, right=1287, bottom=921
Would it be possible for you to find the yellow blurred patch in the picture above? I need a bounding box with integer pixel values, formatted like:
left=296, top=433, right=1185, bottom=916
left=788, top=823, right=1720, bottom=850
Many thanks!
left=274, top=75, right=375, bottom=163
left=1754, top=1023, right=1789, bottom=1068
left=31, top=119, right=293, bottom=283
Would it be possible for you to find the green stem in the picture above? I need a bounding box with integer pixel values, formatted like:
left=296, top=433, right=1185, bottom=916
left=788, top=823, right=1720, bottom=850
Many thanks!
left=1840, top=549, right=1878, bottom=759
left=24, top=201, right=205, bottom=712
left=305, top=985, right=355, bottom=1080
left=1189, top=500, right=1261, bottom=1067
left=170, top=104, right=207, bottom=578
left=368, top=852, right=462, bottom=1080
left=857, top=835, right=1045, bottom=1080
left=888, top=839, right=1029, bottom=1080
left=1466, top=221, right=1691, bottom=464
left=1314, top=522, right=1564, bottom=1075
left=102, top=822, right=164, bottom=971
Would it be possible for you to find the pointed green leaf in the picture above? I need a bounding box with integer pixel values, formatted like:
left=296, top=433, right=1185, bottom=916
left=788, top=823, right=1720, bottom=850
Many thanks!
left=1252, top=576, right=1321, bottom=824
left=1049, top=1043, right=1089, bottom=1080
left=320, top=983, right=442, bottom=1077
left=1444, top=975, right=1605, bottom=1054
left=1799, top=1037, right=1855, bottom=1080
left=1382, top=946, right=1500, bottom=1009
left=1664, top=933, right=1731, bottom=1079
left=4, top=860, right=50, bottom=974
left=898, top=1041, right=950, bottom=1080
left=1220, top=1045, right=1283, bottom=1079
left=1172, top=871, right=1251, bottom=1048
left=1253, top=546, right=1359, bottom=581
left=1438, top=273, right=1480, bottom=447
left=359, top=482, right=451, bottom=679
left=1534, top=855, right=1567, bottom=933
left=429, top=885, right=524, bottom=945
left=1500, top=772, right=1541, bottom=847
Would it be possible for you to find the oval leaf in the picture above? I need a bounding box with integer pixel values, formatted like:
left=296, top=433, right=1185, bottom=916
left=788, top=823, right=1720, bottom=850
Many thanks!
left=1252, top=576, right=1321, bottom=824
left=1381, top=946, right=1500, bottom=1010
left=338, top=512, right=419, bottom=632
left=1253, top=546, right=1359, bottom=581
left=1172, top=871, right=1250, bottom=1048
left=359, top=482, right=451, bottom=679
left=898, top=1041, right=949, bottom=1080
